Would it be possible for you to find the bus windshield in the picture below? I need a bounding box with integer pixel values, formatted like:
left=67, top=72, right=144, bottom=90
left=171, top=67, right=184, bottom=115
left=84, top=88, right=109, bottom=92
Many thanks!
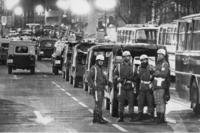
left=135, top=29, right=157, bottom=44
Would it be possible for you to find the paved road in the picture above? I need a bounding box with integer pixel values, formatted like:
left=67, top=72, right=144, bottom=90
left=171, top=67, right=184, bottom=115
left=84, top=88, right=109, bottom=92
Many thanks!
left=0, top=60, right=199, bottom=132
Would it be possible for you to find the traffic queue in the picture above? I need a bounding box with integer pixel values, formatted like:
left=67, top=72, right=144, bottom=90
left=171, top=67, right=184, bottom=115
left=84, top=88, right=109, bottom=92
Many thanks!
left=4, top=36, right=170, bottom=125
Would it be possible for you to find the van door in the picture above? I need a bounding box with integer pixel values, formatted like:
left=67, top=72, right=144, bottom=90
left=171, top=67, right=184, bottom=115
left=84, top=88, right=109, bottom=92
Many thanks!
left=175, top=21, right=192, bottom=100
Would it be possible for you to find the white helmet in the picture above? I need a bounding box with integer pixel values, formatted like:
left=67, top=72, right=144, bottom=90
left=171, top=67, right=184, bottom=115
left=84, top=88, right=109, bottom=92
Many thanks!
left=122, top=51, right=131, bottom=56
left=140, top=54, right=148, bottom=60
left=96, top=55, right=105, bottom=61
left=157, top=49, right=166, bottom=56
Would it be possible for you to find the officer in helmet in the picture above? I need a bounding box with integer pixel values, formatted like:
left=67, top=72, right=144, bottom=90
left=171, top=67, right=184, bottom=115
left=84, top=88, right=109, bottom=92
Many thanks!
left=134, top=54, right=155, bottom=121
left=114, top=50, right=136, bottom=122
left=153, top=49, right=170, bottom=124
left=88, top=54, right=108, bottom=124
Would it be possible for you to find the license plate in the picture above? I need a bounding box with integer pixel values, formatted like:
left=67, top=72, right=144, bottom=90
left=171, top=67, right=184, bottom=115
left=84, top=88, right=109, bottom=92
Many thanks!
left=40, top=51, right=44, bottom=54
left=7, top=59, right=13, bottom=63
left=55, top=60, right=61, bottom=64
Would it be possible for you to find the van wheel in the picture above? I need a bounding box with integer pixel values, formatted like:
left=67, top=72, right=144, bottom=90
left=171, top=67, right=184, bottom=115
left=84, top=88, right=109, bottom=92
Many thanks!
left=110, top=97, right=118, bottom=117
left=53, top=67, right=58, bottom=75
left=191, top=80, right=200, bottom=114
left=38, top=56, right=41, bottom=61
left=8, top=66, right=12, bottom=74
left=73, top=77, right=78, bottom=88
left=83, top=82, right=88, bottom=91
left=30, top=67, right=35, bottom=74
left=65, top=69, right=69, bottom=81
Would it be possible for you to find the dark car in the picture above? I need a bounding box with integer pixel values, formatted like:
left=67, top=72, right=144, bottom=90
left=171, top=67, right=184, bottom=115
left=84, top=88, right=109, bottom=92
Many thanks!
left=69, top=42, right=96, bottom=87
left=0, top=38, right=10, bottom=64
left=37, top=38, right=56, bottom=60
left=7, top=41, right=36, bottom=74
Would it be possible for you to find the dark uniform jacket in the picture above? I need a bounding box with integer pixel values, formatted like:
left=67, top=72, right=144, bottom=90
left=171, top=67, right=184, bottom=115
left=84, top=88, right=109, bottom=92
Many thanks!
left=88, top=65, right=107, bottom=91
left=153, top=60, right=170, bottom=90
left=114, top=61, right=136, bottom=90
left=138, top=64, right=154, bottom=90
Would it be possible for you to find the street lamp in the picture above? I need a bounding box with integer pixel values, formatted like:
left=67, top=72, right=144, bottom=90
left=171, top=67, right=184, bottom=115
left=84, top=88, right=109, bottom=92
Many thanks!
left=14, top=7, right=23, bottom=16
left=56, top=0, right=70, bottom=11
left=95, top=0, right=117, bottom=36
left=14, top=6, right=23, bottom=28
left=70, top=0, right=91, bottom=15
left=5, top=0, right=20, bottom=10
left=35, top=5, right=44, bottom=15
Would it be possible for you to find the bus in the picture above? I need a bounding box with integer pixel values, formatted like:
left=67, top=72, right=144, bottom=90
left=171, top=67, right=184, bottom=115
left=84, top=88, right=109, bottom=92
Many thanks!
left=45, top=10, right=62, bottom=26
left=157, top=23, right=177, bottom=76
left=175, top=13, right=200, bottom=114
left=117, top=24, right=158, bottom=45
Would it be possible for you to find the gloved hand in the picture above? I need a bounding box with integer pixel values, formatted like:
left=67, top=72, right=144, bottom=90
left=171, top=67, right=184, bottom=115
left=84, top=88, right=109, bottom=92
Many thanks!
left=164, top=94, right=170, bottom=103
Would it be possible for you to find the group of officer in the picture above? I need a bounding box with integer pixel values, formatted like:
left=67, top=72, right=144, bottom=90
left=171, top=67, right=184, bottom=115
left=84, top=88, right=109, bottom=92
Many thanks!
left=87, top=48, right=170, bottom=124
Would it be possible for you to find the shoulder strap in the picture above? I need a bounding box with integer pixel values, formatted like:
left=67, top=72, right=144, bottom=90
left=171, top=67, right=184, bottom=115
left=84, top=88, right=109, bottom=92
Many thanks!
left=94, top=66, right=97, bottom=87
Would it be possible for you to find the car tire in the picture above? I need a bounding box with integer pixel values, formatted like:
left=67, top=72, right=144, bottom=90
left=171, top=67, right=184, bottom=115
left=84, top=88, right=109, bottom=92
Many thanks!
left=8, top=66, right=12, bottom=74
left=38, top=56, right=41, bottom=61
left=191, top=80, right=200, bottom=114
left=30, top=67, right=35, bottom=74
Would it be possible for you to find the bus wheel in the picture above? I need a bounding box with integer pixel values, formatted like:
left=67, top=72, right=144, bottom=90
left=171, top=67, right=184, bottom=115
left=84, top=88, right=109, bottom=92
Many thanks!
left=191, top=80, right=200, bottom=114
left=110, top=97, right=118, bottom=117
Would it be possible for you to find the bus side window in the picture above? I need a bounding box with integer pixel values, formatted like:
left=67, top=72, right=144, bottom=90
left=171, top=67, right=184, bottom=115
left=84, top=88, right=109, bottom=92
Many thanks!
left=192, top=20, right=200, bottom=50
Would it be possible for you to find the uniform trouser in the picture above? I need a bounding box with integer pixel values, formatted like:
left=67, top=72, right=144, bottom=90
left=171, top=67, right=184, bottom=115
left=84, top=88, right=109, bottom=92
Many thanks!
left=138, top=89, right=154, bottom=114
left=93, top=90, right=104, bottom=118
left=153, top=89, right=166, bottom=113
left=118, top=89, right=134, bottom=114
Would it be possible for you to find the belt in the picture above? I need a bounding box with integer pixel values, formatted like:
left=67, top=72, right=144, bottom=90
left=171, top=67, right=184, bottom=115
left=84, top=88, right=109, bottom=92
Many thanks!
left=154, top=77, right=165, bottom=82
left=141, top=80, right=151, bottom=84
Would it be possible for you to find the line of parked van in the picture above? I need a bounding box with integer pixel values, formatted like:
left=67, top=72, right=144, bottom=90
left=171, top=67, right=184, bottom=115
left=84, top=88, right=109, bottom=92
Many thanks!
left=60, top=41, right=167, bottom=117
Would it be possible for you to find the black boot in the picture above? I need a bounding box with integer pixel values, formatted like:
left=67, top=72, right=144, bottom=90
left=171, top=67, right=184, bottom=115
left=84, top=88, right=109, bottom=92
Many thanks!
left=156, top=112, right=162, bottom=124
left=97, top=113, right=108, bottom=124
left=134, top=112, right=143, bottom=121
left=117, top=112, right=124, bottom=122
left=160, top=113, right=166, bottom=123
left=93, top=111, right=99, bottom=123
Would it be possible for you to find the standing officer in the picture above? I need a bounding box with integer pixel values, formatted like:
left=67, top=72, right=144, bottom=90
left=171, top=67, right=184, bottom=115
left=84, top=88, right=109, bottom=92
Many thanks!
left=88, top=55, right=108, bottom=124
left=114, top=51, right=135, bottom=122
left=153, top=49, right=170, bottom=124
left=135, top=54, right=154, bottom=121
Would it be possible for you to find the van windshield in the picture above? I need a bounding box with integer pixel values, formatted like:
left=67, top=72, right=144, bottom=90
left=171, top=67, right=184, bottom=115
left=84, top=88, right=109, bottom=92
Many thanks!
left=15, top=46, right=28, bottom=53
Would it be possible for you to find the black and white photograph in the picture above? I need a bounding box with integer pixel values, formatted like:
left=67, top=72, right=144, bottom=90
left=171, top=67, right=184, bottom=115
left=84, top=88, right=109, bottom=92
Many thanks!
left=0, top=0, right=199, bottom=132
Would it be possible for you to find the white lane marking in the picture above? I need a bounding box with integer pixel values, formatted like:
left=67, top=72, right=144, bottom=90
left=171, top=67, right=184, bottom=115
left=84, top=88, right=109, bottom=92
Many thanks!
left=166, top=118, right=176, bottom=124
left=60, top=88, right=66, bottom=92
left=72, top=97, right=79, bottom=102
left=52, top=81, right=129, bottom=133
left=112, top=124, right=128, bottom=133
left=78, top=102, right=88, bottom=108
left=33, top=111, right=54, bottom=125
left=88, top=109, right=93, bottom=113
left=65, top=92, right=72, bottom=96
